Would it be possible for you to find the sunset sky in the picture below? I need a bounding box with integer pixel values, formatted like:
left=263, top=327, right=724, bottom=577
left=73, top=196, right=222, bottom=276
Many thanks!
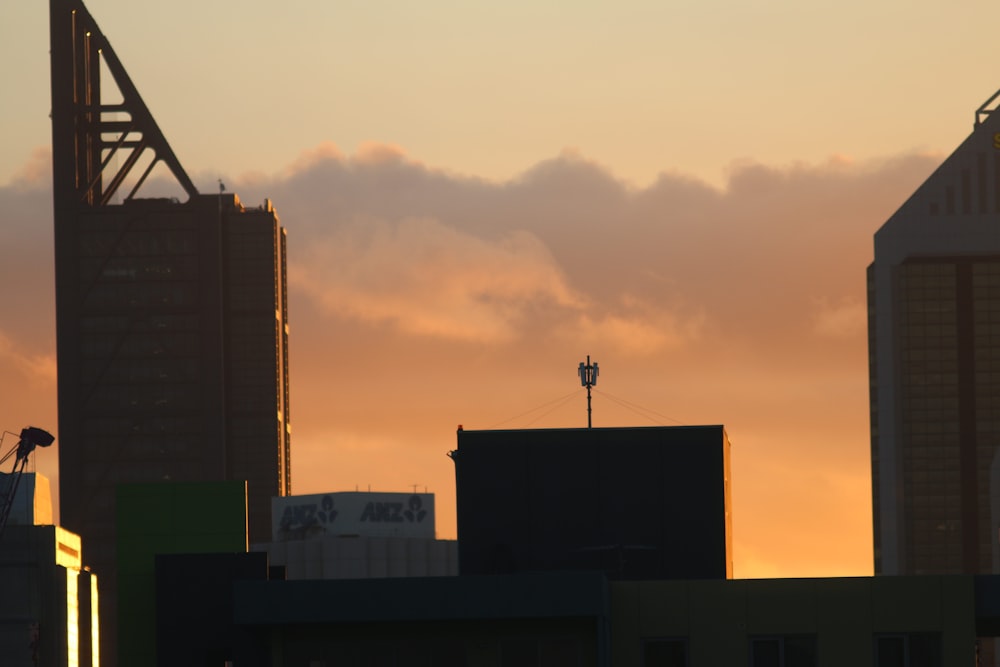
left=3, top=0, right=1000, bottom=578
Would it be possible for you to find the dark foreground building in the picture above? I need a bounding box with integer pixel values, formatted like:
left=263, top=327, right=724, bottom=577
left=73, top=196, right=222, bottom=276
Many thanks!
left=868, top=89, right=1000, bottom=577
left=142, top=427, right=987, bottom=666
left=49, top=0, right=291, bottom=662
left=156, top=557, right=989, bottom=666
left=450, top=425, right=733, bottom=580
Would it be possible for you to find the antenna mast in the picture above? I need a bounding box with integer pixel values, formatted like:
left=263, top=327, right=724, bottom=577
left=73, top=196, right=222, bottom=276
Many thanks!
left=578, top=355, right=599, bottom=428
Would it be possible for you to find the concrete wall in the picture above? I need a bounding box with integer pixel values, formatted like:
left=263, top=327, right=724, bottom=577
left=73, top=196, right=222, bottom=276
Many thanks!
left=255, top=535, right=458, bottom=579
left=0, top=525, right=97, bottom=667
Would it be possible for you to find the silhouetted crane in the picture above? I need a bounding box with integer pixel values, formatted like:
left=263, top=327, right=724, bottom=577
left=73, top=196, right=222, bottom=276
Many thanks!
left=0, top=427, right=54, bottom=538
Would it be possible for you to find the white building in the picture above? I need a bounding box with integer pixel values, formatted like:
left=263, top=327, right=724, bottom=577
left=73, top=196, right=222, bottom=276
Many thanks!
left=0, top=473, right=99, bottom=667
left=253, top=491, right=457, bottom=580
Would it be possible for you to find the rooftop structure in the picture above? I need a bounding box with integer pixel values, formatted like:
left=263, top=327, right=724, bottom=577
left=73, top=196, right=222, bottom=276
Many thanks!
left=451, top=425, right=732, bottom=580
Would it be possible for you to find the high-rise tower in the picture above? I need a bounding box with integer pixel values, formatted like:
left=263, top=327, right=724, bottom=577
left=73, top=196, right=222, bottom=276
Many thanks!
left=49, top=0, right=291, bottom=661
left=869, top=89, right=1000, bottom=576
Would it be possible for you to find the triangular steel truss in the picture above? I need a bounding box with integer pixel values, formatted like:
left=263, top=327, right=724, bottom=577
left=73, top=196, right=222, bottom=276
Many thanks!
left=50, top=0, right=199, bottom=206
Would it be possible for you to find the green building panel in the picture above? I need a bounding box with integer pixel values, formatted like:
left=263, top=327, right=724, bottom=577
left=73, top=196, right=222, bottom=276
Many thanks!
left=116, top=480, right=248, bottom=667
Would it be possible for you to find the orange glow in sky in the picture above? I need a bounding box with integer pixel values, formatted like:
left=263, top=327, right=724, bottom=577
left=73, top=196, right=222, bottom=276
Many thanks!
left=2, top=144, right=942, bottom=578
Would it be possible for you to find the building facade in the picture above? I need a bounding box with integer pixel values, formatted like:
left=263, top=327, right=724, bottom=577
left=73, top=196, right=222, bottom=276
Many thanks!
left=451, top=425, right=732, bottom=580
left=612, top=575, right=977, bottom=666
left=118, top=481, right=250, bottom=667
left=49, top=0, right=291, bottom=662
left=163, top=568, right=987, bottom=667
left=0, top=523, right=99, bottom=667
left=256, top=491, right=459, bottom=579
left=869, top=89, right=1000, bottom=576
left=1, top=472, right=53, bottom=529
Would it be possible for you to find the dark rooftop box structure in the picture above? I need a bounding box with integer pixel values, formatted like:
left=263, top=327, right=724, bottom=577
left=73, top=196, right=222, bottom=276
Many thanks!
left=451, top=425, right=732, bottom=580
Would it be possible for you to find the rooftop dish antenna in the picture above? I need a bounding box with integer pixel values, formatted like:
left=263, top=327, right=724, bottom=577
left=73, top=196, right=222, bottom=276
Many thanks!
left=0, top=427, right=55, bottom=539
left=578, top=356, right=599, bottom=428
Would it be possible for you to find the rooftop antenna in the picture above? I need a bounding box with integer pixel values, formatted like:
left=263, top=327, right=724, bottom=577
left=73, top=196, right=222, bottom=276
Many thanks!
left=218, top=178, right=225, bottom=215
left=578, top=355, right=599, bottom=428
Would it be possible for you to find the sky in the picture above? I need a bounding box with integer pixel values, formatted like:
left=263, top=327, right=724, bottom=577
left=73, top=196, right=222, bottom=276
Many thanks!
left=3, top=0, right=1000, bottom=579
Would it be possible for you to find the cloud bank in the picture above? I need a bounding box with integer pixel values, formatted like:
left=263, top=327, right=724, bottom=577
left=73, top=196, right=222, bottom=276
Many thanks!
left=0, top=144, right=939, bottom=577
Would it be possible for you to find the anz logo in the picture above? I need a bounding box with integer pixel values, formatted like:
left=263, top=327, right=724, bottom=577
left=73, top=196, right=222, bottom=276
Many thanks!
left=360, top=495, right=428, bottom=523
left=278, top=494, right=338, bottom=537
left=278, top=493, right=431, bottom=539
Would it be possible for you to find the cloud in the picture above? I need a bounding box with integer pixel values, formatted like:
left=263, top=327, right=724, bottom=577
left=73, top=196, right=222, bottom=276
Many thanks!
left=7, top=147, right=51, bottom=190
left=0, top=143, right=939, bottom=577
left=568, top=299, right=706, bottom=356
left=0, top=331, right=57, bottom=387
left=242, top=144, right=934, bottom=358
left=247, top=144, right=928, bottom=576
left=291, top=216, right=584, bottom=342
left=353, top=142, right=409, bottom=167
left=811, top=296, right=867, bottom=338
left=280, top=141, right=346, bottom=180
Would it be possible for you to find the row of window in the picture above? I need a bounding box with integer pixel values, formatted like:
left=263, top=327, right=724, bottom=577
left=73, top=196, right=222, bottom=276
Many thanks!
left=226, top=231, right=280, bottom=257
left=906, top=485, right=962, bottom=506
left=899, top=421, right=960, bottom=437
left=907, top=517, right=962, bottom=534
left=77, top=229, right=198, bottom=256
left=78, top=288, right=278, bottom=313
left=902, top=296, right=957, bottom=310
left=85, top=385, right=204, bottom=411
left=901, top=323, right=958, bottom=336
left=899, top=287, right=955, bottom=303
left=81, top=359, right=200, bottom=383
left=897, top=391, right=957, bottom=407
left=899, top=421, right=960, bottom=436
left=902, top=445, right=962, bottom=458
left=79, top=332, right=200, bottom=358
left=644, top=633, right=941, bottom=667
left=83, top=386, right=281, bottom=414
left=900, top=309, right=1000, bottom=330
left=80, top=313, right=200, bottom=333
left=228, top=289, right=279, bottom=310
left=83, top=416, right=201, bottom=435
left=899, top=349, right=958, bottom=362
left=302, top=634, right=580, bottom=667
left=900, top=263, right=956, bottom=278
left=78, top=331, right=280, bottom=360
left=81, top=255, right=197, bottom=281
left=900, top=330, right=958, bottom=344
left=76, top=219, right=281, bottom=256
left=903, top=471, right=961, bottom=488
left=82, top=282, right=200, bottom=309
left=901, top=372, right=960, bottom=385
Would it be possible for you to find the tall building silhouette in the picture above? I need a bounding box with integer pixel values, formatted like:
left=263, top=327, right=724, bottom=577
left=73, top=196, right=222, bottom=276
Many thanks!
left=49, top=0, right=291, bottom=661
left=869, top=89, right=1000, bottom=576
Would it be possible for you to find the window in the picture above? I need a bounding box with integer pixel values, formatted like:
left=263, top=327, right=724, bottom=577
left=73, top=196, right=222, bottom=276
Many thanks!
left=643, top=638, right=687, bottom=667
left=874, top=633, right=942, bottom=667
left=750, top=635, right=816, bottom=667
left=501, top=637, right=537, bottom=667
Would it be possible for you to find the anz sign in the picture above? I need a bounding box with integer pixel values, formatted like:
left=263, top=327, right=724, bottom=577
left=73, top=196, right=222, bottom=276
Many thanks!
left=272, top=492, right=434, bottom=541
